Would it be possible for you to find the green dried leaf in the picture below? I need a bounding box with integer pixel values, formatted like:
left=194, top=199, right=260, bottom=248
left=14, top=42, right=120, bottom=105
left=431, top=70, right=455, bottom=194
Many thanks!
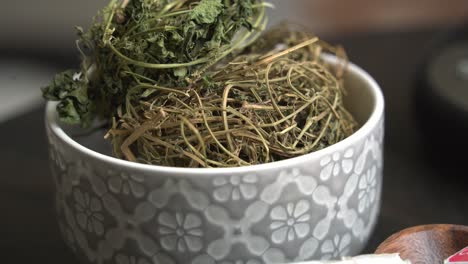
left=174, top=67, right=188, bottom=78
left=57, top=98, right=81, bottom=124
left=42, top=70, right=95, bottom=127
left=42, top=0, right=267, bottom=128
left=42, top=70, right=78, bottom=100
left=190, top=0, right=224, bottom=24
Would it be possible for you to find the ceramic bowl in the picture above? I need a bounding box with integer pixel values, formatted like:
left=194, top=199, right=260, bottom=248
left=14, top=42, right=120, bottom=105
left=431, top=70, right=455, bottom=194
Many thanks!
left=45, top=56, right=384, bottom=263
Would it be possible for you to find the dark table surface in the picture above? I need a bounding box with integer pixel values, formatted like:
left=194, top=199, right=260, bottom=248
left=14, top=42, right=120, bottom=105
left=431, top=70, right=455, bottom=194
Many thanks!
left=1, top=28, right=468, bottom=262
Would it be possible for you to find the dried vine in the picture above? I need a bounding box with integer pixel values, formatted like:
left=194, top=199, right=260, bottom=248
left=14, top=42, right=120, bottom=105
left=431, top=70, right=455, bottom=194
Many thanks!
left=106, top=30, right=357, bottom=167
left=42, top=1, right=357, bottom=168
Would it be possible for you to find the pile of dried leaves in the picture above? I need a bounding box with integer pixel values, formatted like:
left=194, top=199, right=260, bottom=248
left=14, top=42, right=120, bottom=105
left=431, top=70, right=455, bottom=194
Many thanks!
left=43, top=0, right=357, bottom=168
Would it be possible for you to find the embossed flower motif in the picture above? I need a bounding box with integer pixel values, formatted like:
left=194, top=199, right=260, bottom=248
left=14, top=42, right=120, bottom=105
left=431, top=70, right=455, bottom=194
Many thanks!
left=270, top=200, right=311, bottom=244
left=108, top=172, right=145, bottom=198
left=220, top=260, right=262, bottom=264
left=377, top=119, right=384, bottom=143
left=158, top=212, right=204, bottom=253
left=73, top=189, right=105, bottom=236
left=50, top=147, right=67, bottom=171
left=213, top=174, right=257, bottom=202
left=321, top=233, right=352, bottom=260
left=58, top=222, right=75, bottom=248
left=115, top=254, right=151, bottom=264
left=358, top=165, right=377, bottom=213
left=320, top=149, right=354, bottom=181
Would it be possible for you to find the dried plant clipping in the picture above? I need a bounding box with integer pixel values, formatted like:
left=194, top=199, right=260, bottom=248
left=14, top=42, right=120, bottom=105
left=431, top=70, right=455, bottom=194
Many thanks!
left=42, top=0, right=357, bottom=168
left=42, top=0, right=269, bottom=127
left=106, top=30, right=357, bottom=167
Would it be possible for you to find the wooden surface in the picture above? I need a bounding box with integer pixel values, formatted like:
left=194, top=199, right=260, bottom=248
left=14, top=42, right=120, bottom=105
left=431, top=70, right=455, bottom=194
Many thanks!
left=4, top=1, right=468, bottom=52
left=1, top=28, right=468, bottom=262
left=270, top=0, right=468, bottom=35
left=376, top=225, right=468, bottom=263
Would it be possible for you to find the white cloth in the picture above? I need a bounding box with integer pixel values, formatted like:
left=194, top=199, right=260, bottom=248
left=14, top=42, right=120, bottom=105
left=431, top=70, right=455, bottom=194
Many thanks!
left=294, top=254, right=410, bottom=264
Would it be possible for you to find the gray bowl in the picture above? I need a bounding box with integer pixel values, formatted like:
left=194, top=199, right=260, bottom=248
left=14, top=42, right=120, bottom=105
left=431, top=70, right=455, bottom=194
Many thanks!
left=45, top=56, right=384, bottom=264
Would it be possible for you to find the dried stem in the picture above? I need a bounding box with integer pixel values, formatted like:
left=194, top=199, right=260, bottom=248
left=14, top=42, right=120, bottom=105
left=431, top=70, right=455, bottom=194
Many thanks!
left=108, top=29, right=358, bottom=167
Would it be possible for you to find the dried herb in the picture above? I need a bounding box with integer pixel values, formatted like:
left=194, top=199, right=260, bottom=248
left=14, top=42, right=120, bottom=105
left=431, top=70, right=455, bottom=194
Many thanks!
left=42, top=1, right=358, bottom=168
left=42, top=0, right=268, bottom=127
left=42, top=70, right=95, bottom=126
left=106, top=30, right=357, bottom=167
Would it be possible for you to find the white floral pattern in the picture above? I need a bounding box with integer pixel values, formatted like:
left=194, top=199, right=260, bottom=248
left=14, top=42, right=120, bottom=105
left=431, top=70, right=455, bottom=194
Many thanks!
left=108, top=172, right=145, bottom=198
left=270, top=200, right=311, bottom=244
left=115, top=254, right=151, bottom=264
left=320, top=234, right=352, bottom=260
left=358, top=165, right=377, bottom=213
left=213, top=174, right=258, bottom=202
left=319, top=149, right=354, bottom=181
left=158, top=212, right=204, bottom=253
left=73, top=189, right=105, bottom=236
left=46, top=113, right=384, bottom=264
left=220, top=260, right=261, bottom=264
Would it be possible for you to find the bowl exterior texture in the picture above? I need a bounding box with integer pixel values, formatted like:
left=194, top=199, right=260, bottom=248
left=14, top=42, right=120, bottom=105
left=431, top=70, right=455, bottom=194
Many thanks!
left=46, top=112, right=383, bottom=264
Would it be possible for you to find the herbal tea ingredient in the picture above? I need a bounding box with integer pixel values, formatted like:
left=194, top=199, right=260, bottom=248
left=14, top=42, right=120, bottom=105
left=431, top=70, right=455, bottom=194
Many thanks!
left=107, top=29, right=356, bottom=167
left=42, top=0, right=357, bottom=168
left=42, top=0, right=269, bottom=127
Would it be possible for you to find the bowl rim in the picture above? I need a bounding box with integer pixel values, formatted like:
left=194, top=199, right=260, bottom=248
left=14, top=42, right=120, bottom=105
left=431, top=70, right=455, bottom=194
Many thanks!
left=46, top=56, right=384, bottom=175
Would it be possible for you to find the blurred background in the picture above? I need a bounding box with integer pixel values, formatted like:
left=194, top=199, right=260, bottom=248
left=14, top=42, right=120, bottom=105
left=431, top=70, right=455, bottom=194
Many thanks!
left=2, top=1, right=468, bottom=262
left=0, top=0, right=468, bottom=121
left=1, top=0, right=468, bottom=122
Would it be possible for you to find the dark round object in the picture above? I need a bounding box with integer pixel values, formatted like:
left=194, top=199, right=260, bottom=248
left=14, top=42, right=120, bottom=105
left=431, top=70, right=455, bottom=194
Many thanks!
left=428, top=42, right=468, bottom=112
left=415, top=25, right=468, bottom=162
